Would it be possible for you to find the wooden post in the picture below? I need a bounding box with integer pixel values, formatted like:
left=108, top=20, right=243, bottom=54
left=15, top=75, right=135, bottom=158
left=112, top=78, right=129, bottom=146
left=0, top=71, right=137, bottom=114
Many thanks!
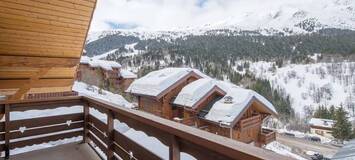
left=107, top=110, right=114, bottom=160
left=83, top=101, right=89, bottom=143
left=4, top=104, right=10, bottom=159
left=169, top=136, right=180, bottom=160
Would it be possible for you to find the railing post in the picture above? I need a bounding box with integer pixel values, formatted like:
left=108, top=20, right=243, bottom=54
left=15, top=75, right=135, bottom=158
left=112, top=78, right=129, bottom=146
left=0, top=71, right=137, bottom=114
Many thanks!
left=4, top=104, right=10, bottom=159
left=107, top=110, right=114, bottom=160
left=83, top=101, right=89, bottom=143
left=169, top=135, right=180, bottom=160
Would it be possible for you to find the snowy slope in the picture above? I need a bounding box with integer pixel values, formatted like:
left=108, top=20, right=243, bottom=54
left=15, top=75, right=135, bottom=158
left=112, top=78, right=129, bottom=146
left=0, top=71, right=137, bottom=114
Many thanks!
left=235, top=60, right=355, bottom=116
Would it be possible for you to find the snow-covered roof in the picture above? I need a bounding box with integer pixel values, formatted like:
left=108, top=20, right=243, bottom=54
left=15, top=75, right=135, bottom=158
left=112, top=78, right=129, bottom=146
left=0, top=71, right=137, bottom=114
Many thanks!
left=204, top=81, right=277, bottom=126
left=173, top=78, right=226, bottom=108
left=120, top=70, right=137, bottom=79
left=173, top=76, right=277, bottom=125
left=309, top=118, right=335, bottom=129
left=126, top=68, right=208, bottom=97
left=80, top=56, right=121, bottom=71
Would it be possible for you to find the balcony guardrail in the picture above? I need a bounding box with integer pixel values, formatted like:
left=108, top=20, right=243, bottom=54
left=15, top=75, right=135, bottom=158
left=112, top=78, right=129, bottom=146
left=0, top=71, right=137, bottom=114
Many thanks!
left=0, top=96, right=290, bottom=160
left=239, top=115, right=261, bottom=130
left=259, top=128, right=276, bottom=145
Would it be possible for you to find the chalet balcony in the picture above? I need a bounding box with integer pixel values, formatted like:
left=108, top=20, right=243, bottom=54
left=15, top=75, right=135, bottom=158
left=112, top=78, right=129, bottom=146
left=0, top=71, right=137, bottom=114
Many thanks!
left=259, top=128, right=277, bottom=145
left=0, top=96, right=287, bottom=160
left=239, top=114, right=261, bottom=131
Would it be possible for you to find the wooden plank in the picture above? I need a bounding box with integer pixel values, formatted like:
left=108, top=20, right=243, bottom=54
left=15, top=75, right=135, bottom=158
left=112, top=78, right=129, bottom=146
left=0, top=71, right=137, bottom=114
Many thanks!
left=0, top=17, right=87, bottom=36
left=2, top=0, right=92, bottom=18
left=169, top=136, right=180, bottom=160
left=88, top=124, right=107, bottom=146
left=0, top=67, right=76, bottom=79
left=0, top=133, right=4, bottom=141
left=0, top=79, right=74, bottom=89
left=9, top=113, right=83, bottom=130
left=0, top=95, right=82, bottom=104
left=0, top=42, right=82, bottom=55
left=33, top=0, right=93, bottom=12
left=83, top=102, right=89, bottom=143
left=9, top=97, right=79, bottom=110
left=88, top=114, right=106, bottom=133
left=10, top=121, right=83, bottom=139
left=0, top=7, right=89, bottom=26
left=107, top=111, right=114, bottom=160
left=0, top=1, right=91, bottom=22
left=113, top=143, right=135, bottom=160
left=88, top=101, right=109, bottom=115
left=60, top=0, right=96, bottom=8
left=10, top=130, right=82, bottom=149
left=0, top=48, right=80, bottom=59
left=0, top=36, right=82, bottom=48
left=4, top=104, right=10, bottom=159
left=88, top=132, right=107, bottom=155
left=0, top=56, right=79, bottom=68
left=0, top=121, right=4, bottom=132
left=0, top=11, right=87, bottom=30
left=114, top=130, right=162, bottom=160
left=0, top=28, right=84, bottom=42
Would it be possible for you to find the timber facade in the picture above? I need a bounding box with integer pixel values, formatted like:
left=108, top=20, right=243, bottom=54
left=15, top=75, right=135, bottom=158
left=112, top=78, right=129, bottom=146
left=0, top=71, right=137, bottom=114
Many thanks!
left=76, top=58, right=136, bottom=91
left=136, top=72, right=201, bottom=119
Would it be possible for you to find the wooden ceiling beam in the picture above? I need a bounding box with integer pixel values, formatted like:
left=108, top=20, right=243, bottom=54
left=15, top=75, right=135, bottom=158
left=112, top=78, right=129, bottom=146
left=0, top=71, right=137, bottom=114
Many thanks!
left=10, top=68, right=50, bottom=100
left=0, top=78, right=74, bottom=90
left=0, top=55, right=79, bottom=68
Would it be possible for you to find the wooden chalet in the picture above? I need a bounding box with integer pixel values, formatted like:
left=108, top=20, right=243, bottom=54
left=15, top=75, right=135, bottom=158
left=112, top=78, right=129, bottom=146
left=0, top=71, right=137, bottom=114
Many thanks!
left=126, top=68, right=208, bottom=119
left=76, top=56, right=136, bottom=90
left=129, top=71, right=278, bottom=146
left=309, top=118, right=335, bottom=139
left=0, top=1, right=290, bottom=160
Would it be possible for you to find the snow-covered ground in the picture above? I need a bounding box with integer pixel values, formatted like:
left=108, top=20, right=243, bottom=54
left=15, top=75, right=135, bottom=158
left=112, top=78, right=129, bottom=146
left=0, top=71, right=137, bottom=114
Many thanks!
left=72, top=81, right=134, bottom=108
left=90, top=43, right=145, bottom=60
left=235, top=60, right=355, bottom=116
left=265, top=141, right=307, bottom=160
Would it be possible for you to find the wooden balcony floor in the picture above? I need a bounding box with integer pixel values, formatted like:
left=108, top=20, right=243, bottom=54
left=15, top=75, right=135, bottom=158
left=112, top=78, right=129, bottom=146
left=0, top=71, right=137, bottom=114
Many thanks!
left=11, top=143, right=101, bottom=160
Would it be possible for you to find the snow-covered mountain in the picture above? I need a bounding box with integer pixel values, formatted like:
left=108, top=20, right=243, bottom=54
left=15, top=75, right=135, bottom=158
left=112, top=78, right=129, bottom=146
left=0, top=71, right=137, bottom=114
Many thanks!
left=235, top=59, right=355, bottom=116
left=88, top=0, right=355, bottom=41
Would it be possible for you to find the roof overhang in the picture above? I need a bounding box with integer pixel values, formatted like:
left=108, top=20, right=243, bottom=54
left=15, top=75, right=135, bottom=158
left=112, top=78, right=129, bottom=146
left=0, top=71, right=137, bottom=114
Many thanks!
left=0, top=0, right=97, bottom=100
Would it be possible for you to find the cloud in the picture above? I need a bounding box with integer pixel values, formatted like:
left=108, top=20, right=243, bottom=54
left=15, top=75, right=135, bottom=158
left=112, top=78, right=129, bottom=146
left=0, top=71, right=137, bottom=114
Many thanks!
left=88, top=0, right=354, bottom=32
left=89, top=0, right=226, bottom=32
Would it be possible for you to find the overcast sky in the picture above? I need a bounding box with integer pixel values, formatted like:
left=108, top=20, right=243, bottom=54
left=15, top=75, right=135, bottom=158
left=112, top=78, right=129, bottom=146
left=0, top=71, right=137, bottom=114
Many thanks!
left=90, top=0, right=284, bottom=32
left=89, top=0, right=351, bottom=32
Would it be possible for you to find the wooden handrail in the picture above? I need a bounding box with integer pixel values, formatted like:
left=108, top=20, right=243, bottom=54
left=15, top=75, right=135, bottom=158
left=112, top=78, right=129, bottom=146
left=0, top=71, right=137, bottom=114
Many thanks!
left=0, top=96, right=291, bottom=160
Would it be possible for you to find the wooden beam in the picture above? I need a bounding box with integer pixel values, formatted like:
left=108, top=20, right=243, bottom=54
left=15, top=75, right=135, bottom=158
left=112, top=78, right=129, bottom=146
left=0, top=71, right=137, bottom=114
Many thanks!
left=0, top=78, right=74, bottom=89
left=169, top=136, right=181, bottom=160
left=10, top=68, right=50, bottom=100
left=0, top=67, right=76, bottom=79
left=0, top=55, right=79, bottom=68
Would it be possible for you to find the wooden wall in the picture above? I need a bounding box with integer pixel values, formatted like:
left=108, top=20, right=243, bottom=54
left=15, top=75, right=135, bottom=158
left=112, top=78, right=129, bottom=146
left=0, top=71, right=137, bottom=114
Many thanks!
left=0, top=0, right=97, bottom=100
left=138, top=75, right=199, bottom=119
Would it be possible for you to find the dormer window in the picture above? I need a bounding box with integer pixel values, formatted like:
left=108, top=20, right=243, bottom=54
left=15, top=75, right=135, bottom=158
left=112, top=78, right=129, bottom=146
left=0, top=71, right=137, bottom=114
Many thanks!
left=224, top=96, right=233, bottom=104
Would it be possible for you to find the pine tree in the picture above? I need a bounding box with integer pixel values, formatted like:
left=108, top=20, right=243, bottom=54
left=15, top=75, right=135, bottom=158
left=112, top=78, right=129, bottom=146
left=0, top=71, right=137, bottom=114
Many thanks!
left=332, top=107, right=352, bottom=142
left=329, top=105, right=336, bottom=120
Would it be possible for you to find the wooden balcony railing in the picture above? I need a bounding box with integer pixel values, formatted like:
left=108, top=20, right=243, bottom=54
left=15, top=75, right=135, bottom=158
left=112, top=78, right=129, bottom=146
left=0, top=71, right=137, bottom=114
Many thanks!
left=239, top=115, right=261, bottom=130
left=259, top=128, right=276, bottom=145
left=0, top=96, right=289, bottom=160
